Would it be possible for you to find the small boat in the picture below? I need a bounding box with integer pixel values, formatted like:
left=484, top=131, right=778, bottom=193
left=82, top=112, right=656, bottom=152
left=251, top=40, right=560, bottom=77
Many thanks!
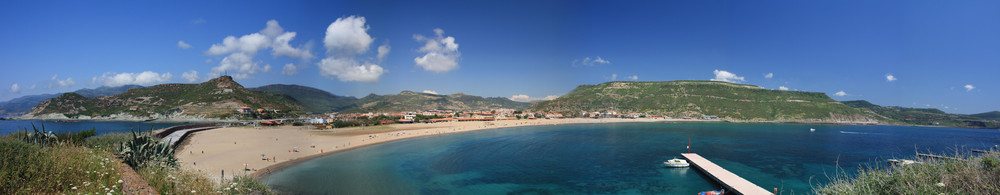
left=663, top=158, right=690, bottom=168
left=698, top=189, right=724, bottom=195
left=810, top=128, right=816, bottom=132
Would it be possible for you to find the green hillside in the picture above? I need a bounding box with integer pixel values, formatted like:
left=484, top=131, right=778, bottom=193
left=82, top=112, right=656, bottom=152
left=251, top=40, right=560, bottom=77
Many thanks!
left=531, top=81, right=879, bottom=122
left=250, top=84, right=357, bottom=113
left=27, top=76, right=303, bottom=119
left=0, top=85, right=142, bottom=115
left=970, top=111, right=1000, bottom=121
left=347, top=91, right=530, bottom=112
left=842, top=100, right=999, bottom=129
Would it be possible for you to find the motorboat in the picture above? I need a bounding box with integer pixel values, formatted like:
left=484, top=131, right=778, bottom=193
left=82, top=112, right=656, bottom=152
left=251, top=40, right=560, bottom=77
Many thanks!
left=698, top=189, right=725, bottom=195
left=663, top=158, right=690, bottom=168
left=810, top=128, right=816, bottom=132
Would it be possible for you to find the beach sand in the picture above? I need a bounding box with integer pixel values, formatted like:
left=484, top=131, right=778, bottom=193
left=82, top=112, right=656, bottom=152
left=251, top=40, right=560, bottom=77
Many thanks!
left=175, top=118, right=699, bottom=182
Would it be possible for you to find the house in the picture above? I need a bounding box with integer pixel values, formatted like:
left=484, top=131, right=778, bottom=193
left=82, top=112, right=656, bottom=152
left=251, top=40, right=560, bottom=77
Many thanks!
left=237, top=107, right=252, bottom=114
left=702, top=115, right=719, bottom=120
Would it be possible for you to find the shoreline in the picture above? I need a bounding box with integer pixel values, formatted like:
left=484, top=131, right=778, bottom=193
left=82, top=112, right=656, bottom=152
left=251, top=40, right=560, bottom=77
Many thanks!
left=173, top=118, right=700, bottom=183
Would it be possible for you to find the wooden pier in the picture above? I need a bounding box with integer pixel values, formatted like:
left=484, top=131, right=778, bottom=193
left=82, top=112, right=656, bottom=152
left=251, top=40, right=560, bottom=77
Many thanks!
left=681, top=153, right=773, bottom=195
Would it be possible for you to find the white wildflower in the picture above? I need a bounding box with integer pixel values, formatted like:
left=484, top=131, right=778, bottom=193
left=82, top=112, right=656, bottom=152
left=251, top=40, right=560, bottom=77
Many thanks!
left=72, top=187, right=78, bottom=190
left=936, top=182, right=945, bottom=187
left=191, top=190, right=196, bottom=193
left=117, top=179, right=123, bottom=183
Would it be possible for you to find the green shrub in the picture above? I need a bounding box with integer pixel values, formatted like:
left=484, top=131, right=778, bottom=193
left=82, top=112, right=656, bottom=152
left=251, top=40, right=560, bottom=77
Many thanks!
left=292, top=121, right=305, bottom=126
left=86, top=132, right=133, bottom=152
left=0, top=138, right=121, bottom=194
left=815, top=151, right=1000, bottom=194
left=56, top=128, right=97, bottom=144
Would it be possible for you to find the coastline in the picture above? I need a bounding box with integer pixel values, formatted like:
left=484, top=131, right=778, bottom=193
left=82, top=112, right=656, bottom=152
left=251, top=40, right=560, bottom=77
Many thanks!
left=173, top=118, right=700, bottom=183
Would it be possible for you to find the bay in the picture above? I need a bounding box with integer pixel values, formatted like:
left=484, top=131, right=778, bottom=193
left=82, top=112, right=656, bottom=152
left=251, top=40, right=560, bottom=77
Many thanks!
left=263, top=122, right=1000, bottom=194
left=0, top=119, right=191, bottom=135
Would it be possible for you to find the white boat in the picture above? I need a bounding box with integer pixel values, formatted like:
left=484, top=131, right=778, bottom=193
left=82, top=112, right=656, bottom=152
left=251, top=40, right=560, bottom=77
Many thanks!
left=810, top=128, right=816, bottom=132
left=663, top=158, right=690, bottom=168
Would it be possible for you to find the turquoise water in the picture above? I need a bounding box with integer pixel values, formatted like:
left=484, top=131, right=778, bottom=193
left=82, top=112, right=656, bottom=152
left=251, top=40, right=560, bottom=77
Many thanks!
left=0, top=119, right=191, bottom=135
left=263, top=122, right=1000, bottom=194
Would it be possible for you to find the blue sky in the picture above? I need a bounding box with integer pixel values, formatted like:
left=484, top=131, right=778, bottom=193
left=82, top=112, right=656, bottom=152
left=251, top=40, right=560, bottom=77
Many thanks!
left=1, top=0, right=997, bottom=114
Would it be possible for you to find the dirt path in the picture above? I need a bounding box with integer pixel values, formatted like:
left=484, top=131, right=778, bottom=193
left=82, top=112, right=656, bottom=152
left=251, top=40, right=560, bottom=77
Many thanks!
left=115, top=159, right=159, bottom=195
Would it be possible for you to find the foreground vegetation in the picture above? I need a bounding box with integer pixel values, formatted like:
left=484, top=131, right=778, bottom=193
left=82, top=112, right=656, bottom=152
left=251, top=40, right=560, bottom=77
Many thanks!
left=0, top=125, right=272, bottom=194
left=815, top=151, right=1000, bottom=194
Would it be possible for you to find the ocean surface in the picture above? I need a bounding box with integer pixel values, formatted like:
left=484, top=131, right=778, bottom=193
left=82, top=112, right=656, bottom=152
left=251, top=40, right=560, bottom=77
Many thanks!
left=0, top=118, right=191, bottom=135
left=262, top=122, right=1000, bottom=194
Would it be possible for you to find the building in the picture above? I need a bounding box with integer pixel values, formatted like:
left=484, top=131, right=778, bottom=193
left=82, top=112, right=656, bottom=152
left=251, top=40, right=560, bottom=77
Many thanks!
left=237, top=107, right=252, bottom=114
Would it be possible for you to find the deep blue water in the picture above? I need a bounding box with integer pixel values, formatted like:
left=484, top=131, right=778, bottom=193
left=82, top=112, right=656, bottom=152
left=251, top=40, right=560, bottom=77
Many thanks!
left=263, top=122, right=1000, bottom=194
left=0, top=119, right=191, bottom=135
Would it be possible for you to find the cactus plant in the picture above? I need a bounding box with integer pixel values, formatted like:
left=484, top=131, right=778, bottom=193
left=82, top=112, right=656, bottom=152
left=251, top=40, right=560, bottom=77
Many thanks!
left=119, top=128, right=176, bottom=169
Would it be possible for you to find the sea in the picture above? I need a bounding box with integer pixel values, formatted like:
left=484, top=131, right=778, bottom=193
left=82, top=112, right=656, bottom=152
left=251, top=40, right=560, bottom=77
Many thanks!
left=0, top=116, right=192, bottom=135
left=262, top=122, right=1000, bottom=194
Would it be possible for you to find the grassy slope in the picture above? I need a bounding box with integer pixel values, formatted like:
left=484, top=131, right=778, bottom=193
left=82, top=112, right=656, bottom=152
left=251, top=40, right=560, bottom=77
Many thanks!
left=970, top=111, right=1000, bottom=121
left=531, top=81, right=878, bottom=121
left=249, top=84, right=357, bottom=113
left=842, top=100, right=1000, bottom=129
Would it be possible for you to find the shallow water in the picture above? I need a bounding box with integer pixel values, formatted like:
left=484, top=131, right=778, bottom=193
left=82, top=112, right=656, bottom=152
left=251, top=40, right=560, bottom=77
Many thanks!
left=263, top=122, right=1000, bottom=194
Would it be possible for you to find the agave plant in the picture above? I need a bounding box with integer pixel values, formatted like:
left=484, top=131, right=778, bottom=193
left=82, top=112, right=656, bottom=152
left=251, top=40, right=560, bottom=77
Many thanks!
left=119, top=128, right=177, bottom=169
left=19, top=123, right=58, bottom=147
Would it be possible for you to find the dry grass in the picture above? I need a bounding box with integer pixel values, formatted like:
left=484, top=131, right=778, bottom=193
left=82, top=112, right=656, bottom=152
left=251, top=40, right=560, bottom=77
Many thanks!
left=815, top=151, right=1000, bottom=194
left=0, top=138, right=122, bottom=194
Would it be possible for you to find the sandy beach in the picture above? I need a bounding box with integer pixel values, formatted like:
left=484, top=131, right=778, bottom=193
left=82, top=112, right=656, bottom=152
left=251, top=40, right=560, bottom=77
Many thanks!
left=174, top=118, right=704, bottom=182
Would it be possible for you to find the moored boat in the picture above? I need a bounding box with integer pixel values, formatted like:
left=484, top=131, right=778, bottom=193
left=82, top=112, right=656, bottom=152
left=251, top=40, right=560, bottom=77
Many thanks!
left=663, top=158, right=690, bottom=168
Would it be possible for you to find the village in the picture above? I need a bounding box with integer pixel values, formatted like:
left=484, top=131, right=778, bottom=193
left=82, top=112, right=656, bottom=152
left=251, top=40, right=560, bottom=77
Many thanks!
left=236, top=106, right=720, bottom=128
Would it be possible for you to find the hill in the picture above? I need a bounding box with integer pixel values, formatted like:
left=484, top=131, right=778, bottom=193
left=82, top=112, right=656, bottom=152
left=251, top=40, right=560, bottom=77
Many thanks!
left=250, top=84, right=357, bottom=113
left=530, top=81, right=880, bottom=122
left=0, top=85, right=142, bottom=115
left=23, top=76, right=302, bottom=121
left=842, top=100, right=1000, bottom=129
left=970, top=111, right=1000, bottom=121
left=347, top=91, right=530, bottom=112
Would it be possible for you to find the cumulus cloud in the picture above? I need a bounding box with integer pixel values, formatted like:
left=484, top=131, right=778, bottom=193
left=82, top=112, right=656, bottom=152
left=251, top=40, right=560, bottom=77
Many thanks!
left=765, top=73, right=774, bottom=79
left=779, top=86, right=789, bottom=91
left=422, top=90, right=438, bottom=95
left=610, top=74, right=618, bottom=80
left=886, top=74, right=897, bottom=82
left=9, top=83, right=20, bottom=93
left=177, top=40, right=192, bottom=49
left=377, top=43, right=390, bottom=62
left=324, top=16, right=374, bottom=56
left=317, top=16, right=386, bottom=82
left=710, top=69, right=745, bottom=83
left=626, top=75, right=638, bottom=81
left=49, top=75, right=76, bottom=88
left=92, top=71, right=172, bottom=87
left=413, top=28, right=460, bottom=73
left=318, top=57, right=384, bottom=82
left=182, top=70, right=200, bottom=83
left=510, top=94, right=560, bottom=102
left=834, top=90, right=847, bottom=97
left=281, top=64, right=299, bottom=75
left=965, top=84, right=975, bottom=91
left=573, top=56, right=611, bottom=67
left=205, top=20, right=313, bottom=77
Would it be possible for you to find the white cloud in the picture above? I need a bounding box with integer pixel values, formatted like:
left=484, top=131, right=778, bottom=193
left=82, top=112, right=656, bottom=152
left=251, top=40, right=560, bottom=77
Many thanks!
left=834, top=90, right=847, bottom=97
left=965, top=84, right=975, bottom=91
left=710, top=69, right=745, bottom=83
left=765, top=73, right=773, bottom=79
left=422, top=90, right=438, bottom=95
left=377, top=43, right=390, bottom=62
left=413, top=28, right=460, bottom=73
left=262, top=64, right=272, bottom=73
left=324, top=16, right=374, bottom=56
left=510, top=94, right=560, bottom=102
left=205, top=20, right=312, bottom=77
left=318, top=57, right=384, bottom=82
left=28, top=84, right=35, bottom=90
left=49, top=75, right=75, bottom=88
left=192, top=18, right=206, bottom=24
left=573, top=56, right=611, bottom=67
left=626, top=75, right=638, bottom=81
left=886, top=74, right=897, bottom=82
left=177, top=40, right=192, bottom=49
left=778, top=86, right=789, bottom=90
left=92, top=71, right=172, bottom=87
left=610, top=73, right=618, bottom=80
left=281, top=64, right=299, bottom=75
left=212, top=53, right=265, bottom=75
left=182, top=70, right=200, bottom=83
left=9, top=83, right=20, bottom=93
left=318, top=16, right=386, bottom=82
